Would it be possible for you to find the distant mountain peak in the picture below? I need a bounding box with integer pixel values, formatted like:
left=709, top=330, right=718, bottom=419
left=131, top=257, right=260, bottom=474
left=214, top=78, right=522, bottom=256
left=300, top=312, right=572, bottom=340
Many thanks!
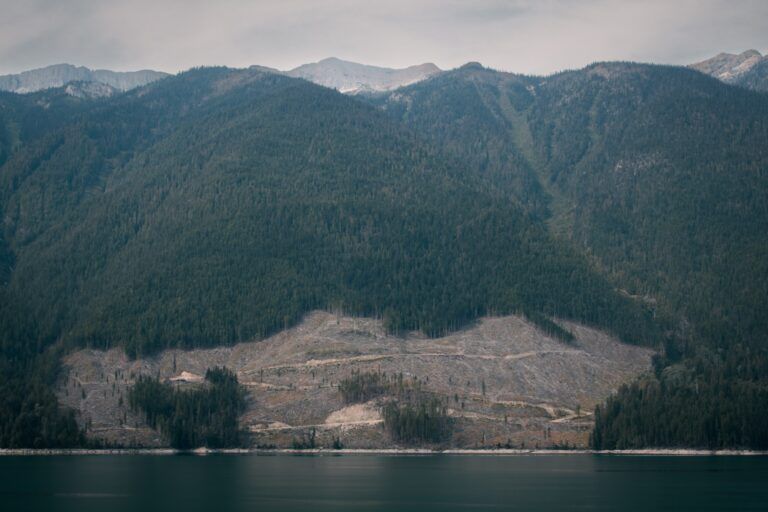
left=710, top=49, right=762, bottom=59
left=459, top=61, right=485, bottom=70
left=0, top=63, right=169, bottom=95
left=318, top=57, right=344, bottom=64
left=741, top=49, right=762, bottom=57
left=690, top=50, right=768, bottom=91
left=285, top=57, right=441, bottom=94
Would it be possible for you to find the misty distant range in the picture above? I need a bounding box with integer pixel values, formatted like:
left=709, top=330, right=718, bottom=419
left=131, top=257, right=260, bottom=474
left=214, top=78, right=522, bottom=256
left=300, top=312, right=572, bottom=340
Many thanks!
left=1, top=50, right=766, bottom=97
left=0, top=58, right=441, bottom=97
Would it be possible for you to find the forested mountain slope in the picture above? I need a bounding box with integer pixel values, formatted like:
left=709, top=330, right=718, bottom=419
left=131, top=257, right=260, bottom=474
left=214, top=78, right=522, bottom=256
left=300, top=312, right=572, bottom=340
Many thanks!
left=0, top=67, right=659, bottom=446
left=1, top=67, right=654, bottom=354
left=372, top=62, right=768, bottom=448
left=736, top=59, right=768, bottom=92
left=374, top=62, right=768, bottom=348
left=369, top=63, right=549, bottom=218
left=527, top=63, right=768, bottom=348
left=0, top=88, right=100, bottom=167
left=3, top=59, right=767, bottom=449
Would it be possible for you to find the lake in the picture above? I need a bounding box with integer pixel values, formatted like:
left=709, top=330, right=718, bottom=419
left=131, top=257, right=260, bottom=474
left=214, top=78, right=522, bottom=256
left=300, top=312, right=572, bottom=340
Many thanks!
left=1, top=454, right=766, bottom=511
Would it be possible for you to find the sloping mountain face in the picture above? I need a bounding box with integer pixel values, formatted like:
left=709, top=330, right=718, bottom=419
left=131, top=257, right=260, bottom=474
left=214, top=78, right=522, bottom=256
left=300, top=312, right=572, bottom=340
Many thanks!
left=736, top=58, right=768, bottom=92
left=0, top=87, right=104, bottom=168
left=690, top=50, right=768, bottom=91
left=374, top=61, right=768, bottom=351
left=3, top=59, right=768, bottom=450
left=0, top=63, right=169, bottom=94
left=370, top=63, right=549, bottom=218
left=1, top=67, right=652, bottom=354
left=286, top=57, right=441, bottom=93
left=0, top=66, right=660, bottom=447
left=371, top=62, right=768, bottom=449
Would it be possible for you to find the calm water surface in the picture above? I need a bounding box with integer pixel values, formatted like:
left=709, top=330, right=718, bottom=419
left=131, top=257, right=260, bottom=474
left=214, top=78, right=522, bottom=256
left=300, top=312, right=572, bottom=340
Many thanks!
left=1, top=454, right=766, bottom=512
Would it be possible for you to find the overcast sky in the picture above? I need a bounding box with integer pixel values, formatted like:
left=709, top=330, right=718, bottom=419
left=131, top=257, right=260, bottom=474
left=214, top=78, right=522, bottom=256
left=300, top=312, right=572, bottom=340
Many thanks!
left=1, top=0, right=767, bottom=76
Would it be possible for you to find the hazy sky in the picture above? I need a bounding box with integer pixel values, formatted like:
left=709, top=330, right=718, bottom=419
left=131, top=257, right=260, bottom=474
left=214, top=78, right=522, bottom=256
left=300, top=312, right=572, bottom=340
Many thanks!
left=1, top=0, right=767, bottom=75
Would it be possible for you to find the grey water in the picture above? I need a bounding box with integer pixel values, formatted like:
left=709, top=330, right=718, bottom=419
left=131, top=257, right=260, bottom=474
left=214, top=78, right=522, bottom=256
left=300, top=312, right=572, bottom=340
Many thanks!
left=1, top=454, right=766, bottom=511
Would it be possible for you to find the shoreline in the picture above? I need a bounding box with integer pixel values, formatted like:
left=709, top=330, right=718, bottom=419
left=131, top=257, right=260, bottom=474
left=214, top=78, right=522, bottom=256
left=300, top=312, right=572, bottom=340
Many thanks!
left=1, top=448, right=767, bottom=456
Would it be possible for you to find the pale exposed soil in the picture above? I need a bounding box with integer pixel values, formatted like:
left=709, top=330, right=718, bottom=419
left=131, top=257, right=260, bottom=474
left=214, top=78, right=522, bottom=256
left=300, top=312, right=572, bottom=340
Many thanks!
left=56, top=311, right=653, bottom=449
left=169, top=371, right=204, bottom=383
left=324, top=403, right=381, bottom=425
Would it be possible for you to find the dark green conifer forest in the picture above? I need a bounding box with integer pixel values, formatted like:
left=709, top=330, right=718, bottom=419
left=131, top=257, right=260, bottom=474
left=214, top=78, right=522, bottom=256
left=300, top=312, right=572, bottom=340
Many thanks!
left=129, top=367, right=245, bottom=449
left=372, top=62, right=768, bottom=449
left=1, top=61, right=767, bottom=448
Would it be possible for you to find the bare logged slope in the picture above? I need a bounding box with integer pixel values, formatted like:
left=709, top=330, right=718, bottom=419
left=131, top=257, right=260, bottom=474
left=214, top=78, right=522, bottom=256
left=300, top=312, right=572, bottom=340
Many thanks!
left=57, top=311, right=652, bottom=449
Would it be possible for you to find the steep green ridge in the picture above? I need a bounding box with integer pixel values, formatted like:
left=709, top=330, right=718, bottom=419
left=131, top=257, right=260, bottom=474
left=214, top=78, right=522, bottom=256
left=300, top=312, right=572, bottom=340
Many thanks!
left=373, top=62, right=768, bottom=449
left=0, top=89, right=109, bottom=448
left=0, top=88, right=103, bottom=164
left=370, top=64, right=550, bottom=218
left=2, top=67, right=653, bottom=355
left=526, top=63, right=768, bottom=349
left=0, top=67, right=659, bottom=446
left=4, top=60, right=767, bottom=449
left=537, top=66, right=768, bottom=448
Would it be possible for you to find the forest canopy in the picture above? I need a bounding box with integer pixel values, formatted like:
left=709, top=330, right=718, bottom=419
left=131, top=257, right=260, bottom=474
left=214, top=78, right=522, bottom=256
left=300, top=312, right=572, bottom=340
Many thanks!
left=1, top=62, right=767, bottom=448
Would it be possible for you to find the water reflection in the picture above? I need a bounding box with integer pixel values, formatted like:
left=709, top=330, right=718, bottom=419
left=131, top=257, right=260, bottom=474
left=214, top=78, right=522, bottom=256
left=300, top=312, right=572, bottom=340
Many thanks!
left=1, top=454, right=766, bottom=512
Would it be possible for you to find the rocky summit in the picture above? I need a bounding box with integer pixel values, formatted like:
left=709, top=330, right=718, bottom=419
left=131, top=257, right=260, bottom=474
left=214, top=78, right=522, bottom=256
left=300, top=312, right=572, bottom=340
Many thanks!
left=286, top=57, right=441, bottom=93
left=690, top=50, right=768, bottom=91
left=0, top=63, right=168, bottom=94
